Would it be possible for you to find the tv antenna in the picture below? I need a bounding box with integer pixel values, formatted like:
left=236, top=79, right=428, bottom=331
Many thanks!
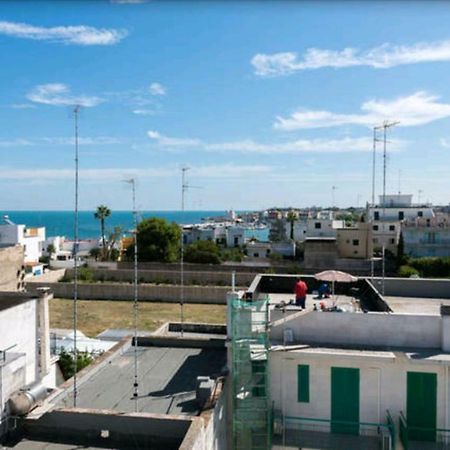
left=72, top=104, right=81, bottom=408
left=124, top=178, right=139, bottom=411
left=378, top=120, right=399, bottom=295
left=180, top=167, right=202, bottom=336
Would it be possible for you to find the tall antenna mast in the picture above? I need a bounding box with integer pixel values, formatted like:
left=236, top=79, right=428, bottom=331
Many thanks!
left=380, top=120, right=399, bottom=295
left=72, top=104, right=81, bottom=408
left=180, top=167, right=189, bottom=337
left=331, top=185, right=336, bottom=209
left=125, top=178, right=139, bottom=411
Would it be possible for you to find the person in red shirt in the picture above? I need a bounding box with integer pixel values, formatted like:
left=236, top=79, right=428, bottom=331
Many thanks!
left=294, top=278, right=308, bottom=309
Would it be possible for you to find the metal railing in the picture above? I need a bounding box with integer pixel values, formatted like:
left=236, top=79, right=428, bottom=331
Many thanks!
left=281, top=414, right=395, bottom=449
left=400, top=411, right=450, bottom=449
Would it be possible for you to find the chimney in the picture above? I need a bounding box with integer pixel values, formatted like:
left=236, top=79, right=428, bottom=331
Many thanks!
left=37, top=287, right=52, bottom=378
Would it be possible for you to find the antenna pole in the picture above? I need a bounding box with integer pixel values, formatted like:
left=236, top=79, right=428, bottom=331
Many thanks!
left=72, top=105, right=80, bottom=408
left=130, top=179, right=139, bottom=411
left=380, top=120, right=399, bottom=295
left=180, top=167, right=188, bottom=337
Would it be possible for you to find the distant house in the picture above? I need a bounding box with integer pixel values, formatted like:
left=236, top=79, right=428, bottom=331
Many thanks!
left=0, top=216, right=45, bottom=263
left=402, top=213, right=450, bottom=257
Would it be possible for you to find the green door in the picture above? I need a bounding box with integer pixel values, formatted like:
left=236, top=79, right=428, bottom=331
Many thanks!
left=407, top=372, right=437, bottom=441
left=331, top=367, right=360, bottom=435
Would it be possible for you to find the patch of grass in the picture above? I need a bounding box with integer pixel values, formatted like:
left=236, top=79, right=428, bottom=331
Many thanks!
left=49, top=299, right=227, bottom=337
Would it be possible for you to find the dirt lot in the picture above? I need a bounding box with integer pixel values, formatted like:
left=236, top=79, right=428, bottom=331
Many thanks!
left=50, top=298, right=227, bottom=337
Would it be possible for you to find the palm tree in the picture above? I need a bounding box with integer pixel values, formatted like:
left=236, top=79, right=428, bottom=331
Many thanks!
left=286, top=211, right=297, bottom=241
left=94, top=205, right=111, bottom=259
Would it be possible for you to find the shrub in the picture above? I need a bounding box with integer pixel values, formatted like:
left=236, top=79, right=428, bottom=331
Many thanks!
left=185, top=241, right=221, bottom=264
left=398, top=265, right=419, bottom=278
left=58, top=349, right=93, bottom=380
left=408, top=257, right=450, bottom=278
left=79, top=266, right=94, bottom=282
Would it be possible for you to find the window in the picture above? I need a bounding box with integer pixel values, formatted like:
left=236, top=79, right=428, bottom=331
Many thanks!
left=315, top=222, right=321, bottom=229
left=352, top=239, right=359, bottom=246
left=297, top=365, right=310, bottom=402
left=373, top=238, right=378, bottom=244
left=398, top=211, right=404, bottom=220
left=374, top=211, right=380, bottom=221
left=418, top=211, right=423, bottom=217
left=373, top=225, right=378, bottom=231
left=390, top=238, right=395, bottom=244
left=389, top=225, right=395, bottom=231
left=254, top=252, right=259, bottom=258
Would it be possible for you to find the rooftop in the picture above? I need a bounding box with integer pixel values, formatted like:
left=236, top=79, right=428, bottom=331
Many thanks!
left=385, top=296, right=450, bottom=315
left=55, top=345, right=226, bottom=415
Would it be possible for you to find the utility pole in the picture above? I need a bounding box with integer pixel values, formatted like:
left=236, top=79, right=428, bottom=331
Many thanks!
left=72, top=104, right=81, bottom=408
left=125, top=178, right=139, bottom=411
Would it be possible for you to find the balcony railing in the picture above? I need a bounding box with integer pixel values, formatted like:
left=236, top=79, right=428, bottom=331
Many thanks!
left=400, top=411, right=450, bottom=450
left=275, top=412, right=396, bottom=449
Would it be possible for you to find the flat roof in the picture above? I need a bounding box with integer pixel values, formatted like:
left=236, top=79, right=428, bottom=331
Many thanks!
left=56, top=346, right=226, bottom=415
left=0, top=292, right=36, bottom=313
left=5, top=439, right=105, bottom=450
left=385, top=296, right=450, bottom=315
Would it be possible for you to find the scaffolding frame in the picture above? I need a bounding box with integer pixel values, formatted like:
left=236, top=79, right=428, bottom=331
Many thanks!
left=231, top=296, right=271, bottom=450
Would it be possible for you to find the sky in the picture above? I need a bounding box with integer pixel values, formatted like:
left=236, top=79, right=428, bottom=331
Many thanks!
left=0, top=0, right=450, bottom=210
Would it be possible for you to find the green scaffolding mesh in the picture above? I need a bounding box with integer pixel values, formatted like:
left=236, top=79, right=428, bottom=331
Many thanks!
left=231, top=296, right=271, bottom=450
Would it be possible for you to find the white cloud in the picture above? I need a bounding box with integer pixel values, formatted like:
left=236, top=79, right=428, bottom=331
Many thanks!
left=133, top=109, right=157, bottom=116
left=41, top=136, right=121, bottom=145
left=0, top=164, right=272, bottom=182
left=252, top=40, right=450, bottom=76
left=0, top=139, right=33, bottom=147
left=440, top=138, right=450, bottom=148
left=0, top=20, right=127, bottom=46
left=149, top=82, right=166, bottom=96
left=148, top=130, right=403, bottom=154
left=274, top=92, right=450, bottom=130
left=10, top=103, right=36, bottom=109
left=148, top=130, right=201, bottom=147
left=27, top=83, right=103, bottom=107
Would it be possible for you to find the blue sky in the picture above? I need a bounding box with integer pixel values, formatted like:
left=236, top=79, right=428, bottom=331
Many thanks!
left=1, top=0, right=450, bottom=210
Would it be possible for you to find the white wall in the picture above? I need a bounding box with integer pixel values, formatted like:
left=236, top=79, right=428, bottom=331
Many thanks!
left=270, top=310, right=441, bottom=349
left=270, top=349, right=448, bottom=430
left=0, top=299, right=38, bottom=383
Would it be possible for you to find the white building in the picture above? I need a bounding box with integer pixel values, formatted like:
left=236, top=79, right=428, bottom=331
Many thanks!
left=183, top=223, right=245, bottom=248
left=306, top=217, right=345, bottom=238
left=402, top=213, right=450, bottom=257
left=228, top=274, right=450, bottom=449
left=0, top=289, right=57, bottom=434
left=0, top=216, right=45, bottom=263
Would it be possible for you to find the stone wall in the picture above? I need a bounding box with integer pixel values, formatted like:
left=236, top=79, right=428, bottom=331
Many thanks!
left=27, top=282, right=229, bottom=304
left=0, top=245, right=25, bottom=291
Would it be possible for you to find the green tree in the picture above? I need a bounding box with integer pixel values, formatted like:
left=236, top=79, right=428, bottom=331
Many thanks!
left=47, top=243, right=56, bottom=260
left=89, top=247, right=101, bottom=261
left=94, top=205, right=111, bottom=260
left=185, top=240, right=221, bottom=264
left=132, top=217, right=181, bottom=262
left=286, top=211, right=297, bottom=241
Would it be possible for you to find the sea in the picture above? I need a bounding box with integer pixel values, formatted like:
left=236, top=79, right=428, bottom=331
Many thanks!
left=1, top=211, right=269, bottom=241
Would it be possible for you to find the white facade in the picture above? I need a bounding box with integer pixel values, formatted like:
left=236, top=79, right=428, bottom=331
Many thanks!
left=306, top=218, right=345, bottom=238
left=267, top=300, right=450, bottom=444
left=368, top=194, right=434, bottom=222
left=402, top=214, right=450, bottom=257
left=0, top=221, right=45, bottom=263
left=183, top=223, right=245, bottom=247
left=0, top=291, right=56, bottom=430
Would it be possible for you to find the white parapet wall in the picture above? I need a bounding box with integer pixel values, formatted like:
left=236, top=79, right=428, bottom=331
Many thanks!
left=270, top=310, right=442, bottom=349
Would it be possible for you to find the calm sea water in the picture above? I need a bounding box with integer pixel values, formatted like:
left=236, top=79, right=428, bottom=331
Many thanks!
left=1, top=210, right=268, bottom=241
